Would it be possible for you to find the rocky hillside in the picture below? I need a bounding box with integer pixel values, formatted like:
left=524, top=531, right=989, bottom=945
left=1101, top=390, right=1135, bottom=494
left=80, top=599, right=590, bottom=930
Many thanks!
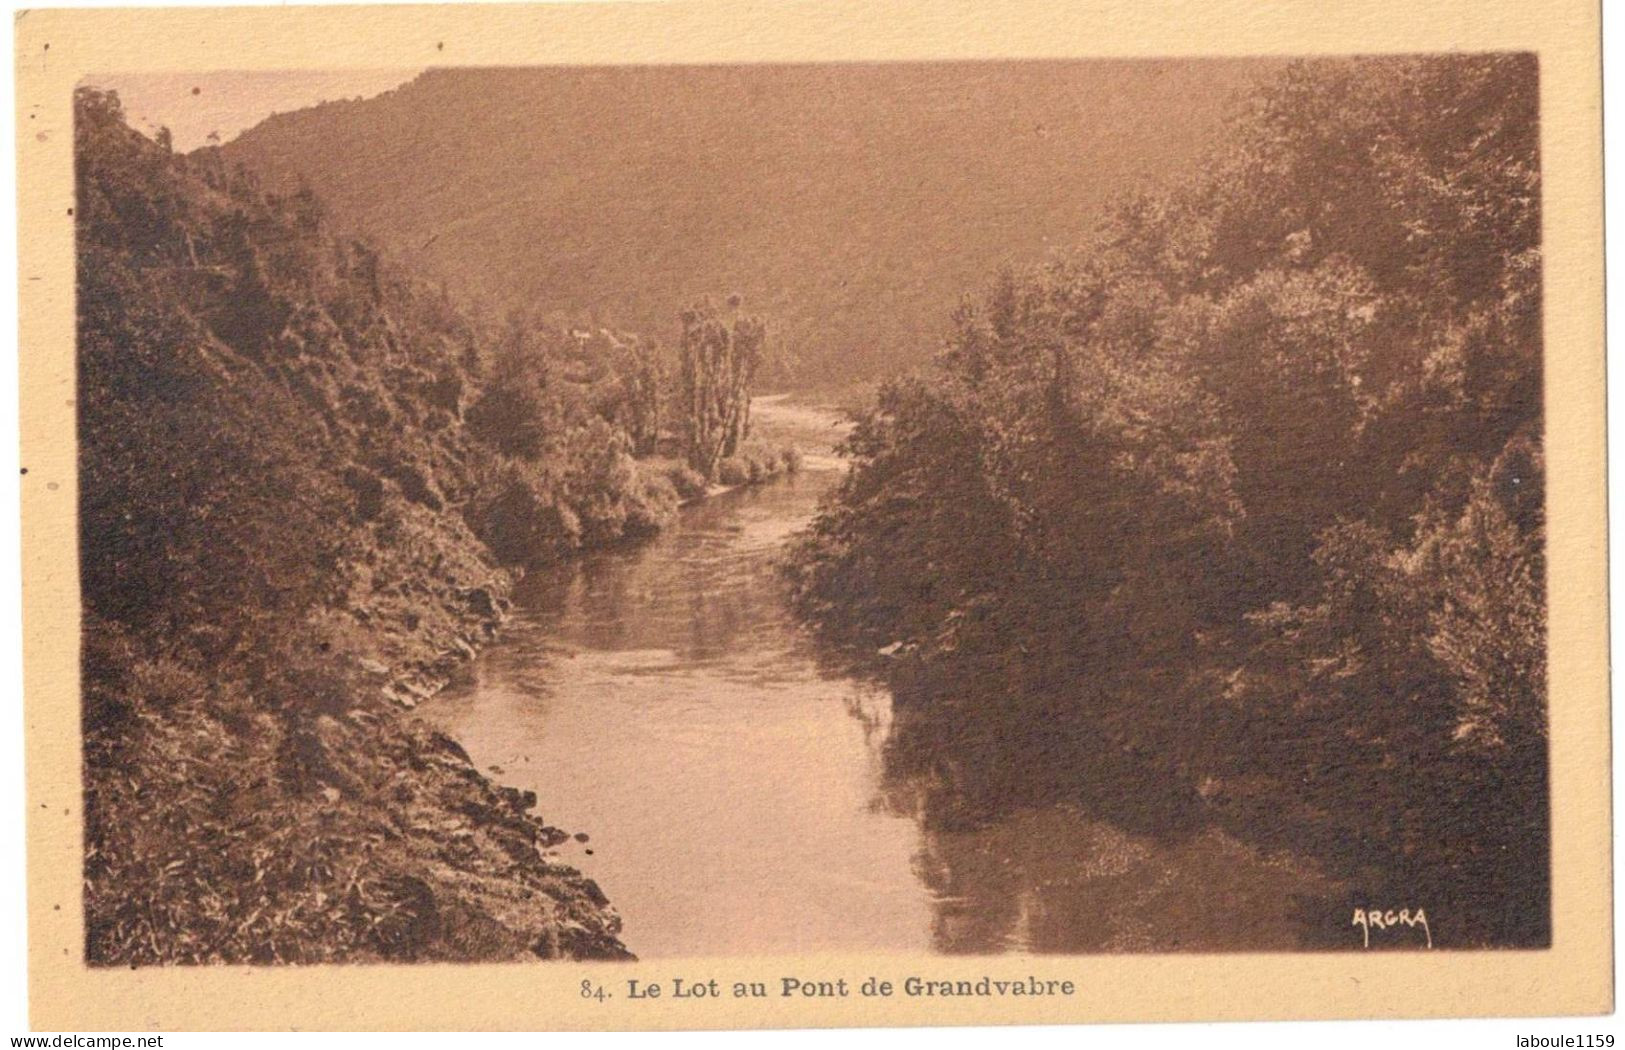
left=76, top=85, right=648, bottom=964
left=218, top=61, right=1275, bottom=387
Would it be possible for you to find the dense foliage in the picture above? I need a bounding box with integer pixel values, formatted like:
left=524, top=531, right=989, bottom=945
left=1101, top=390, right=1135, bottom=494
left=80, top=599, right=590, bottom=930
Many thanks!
left=74, top=84, right=728, bottom=963
left=787, top=55, right=1546, bottom=946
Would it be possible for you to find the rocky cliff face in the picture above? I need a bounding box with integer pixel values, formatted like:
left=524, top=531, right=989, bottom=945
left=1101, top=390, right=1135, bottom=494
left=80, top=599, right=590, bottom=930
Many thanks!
left=76, top=86, right=631, bottom=964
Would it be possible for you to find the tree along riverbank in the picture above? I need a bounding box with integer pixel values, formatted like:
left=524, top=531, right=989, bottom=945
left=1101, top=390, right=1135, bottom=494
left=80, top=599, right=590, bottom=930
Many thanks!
left=76, top=87, right=793, bottom=964
left=786, top=55, right=1546, bottom=949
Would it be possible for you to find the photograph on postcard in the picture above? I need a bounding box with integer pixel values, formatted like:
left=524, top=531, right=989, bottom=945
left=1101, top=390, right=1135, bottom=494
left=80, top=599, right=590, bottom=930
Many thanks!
left=14, top=0, right=1612, bottom=1033
left=70, top=54, right=1548, bottom=964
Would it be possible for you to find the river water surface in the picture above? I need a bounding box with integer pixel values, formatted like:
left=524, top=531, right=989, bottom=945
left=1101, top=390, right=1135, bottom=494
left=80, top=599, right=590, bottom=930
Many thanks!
left=427, top=396, right=1349, bottom=957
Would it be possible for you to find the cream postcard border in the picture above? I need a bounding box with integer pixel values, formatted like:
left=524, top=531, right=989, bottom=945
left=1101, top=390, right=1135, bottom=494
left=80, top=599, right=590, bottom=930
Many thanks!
left=15, top=0, right=1610, bottom=1030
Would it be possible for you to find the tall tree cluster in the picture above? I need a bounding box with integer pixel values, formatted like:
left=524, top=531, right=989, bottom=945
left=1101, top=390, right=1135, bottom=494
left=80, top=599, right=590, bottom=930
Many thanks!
left=676, top=296, right=768, bottom=479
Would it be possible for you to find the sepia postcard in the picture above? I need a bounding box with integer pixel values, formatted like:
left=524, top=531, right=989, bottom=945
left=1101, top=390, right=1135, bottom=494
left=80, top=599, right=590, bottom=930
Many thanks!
left=15, top=0, right=1610, bottom=1031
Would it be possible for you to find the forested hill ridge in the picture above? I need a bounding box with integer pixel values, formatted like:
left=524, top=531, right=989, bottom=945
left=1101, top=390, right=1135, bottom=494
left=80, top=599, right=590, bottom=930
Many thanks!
left=77, top=86, right=786, bottom=964
left=786, top=55, right=1548, bottom=947
left=216, top=61, right=1275, bottom=387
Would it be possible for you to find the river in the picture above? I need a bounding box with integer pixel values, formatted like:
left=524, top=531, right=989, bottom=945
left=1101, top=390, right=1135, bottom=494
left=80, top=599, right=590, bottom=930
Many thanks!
left=426, top=395, right=1350, bottom=957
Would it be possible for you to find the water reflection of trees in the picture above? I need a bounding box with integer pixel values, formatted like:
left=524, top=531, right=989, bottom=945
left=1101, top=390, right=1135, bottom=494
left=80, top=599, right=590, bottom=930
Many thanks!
left=868, top=679, right=1353, bottom=953
left=514, top=512, right=785, bottom=665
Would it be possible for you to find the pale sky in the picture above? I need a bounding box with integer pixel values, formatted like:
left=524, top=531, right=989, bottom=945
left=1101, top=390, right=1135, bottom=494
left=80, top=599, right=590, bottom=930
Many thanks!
left=81, top=69, right=424, bottom=152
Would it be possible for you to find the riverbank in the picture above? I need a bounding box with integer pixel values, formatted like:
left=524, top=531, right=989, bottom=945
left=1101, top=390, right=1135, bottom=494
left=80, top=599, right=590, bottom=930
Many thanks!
left=342, top=411, right=807, bottom=960
left=79, top=89, right=651, bottom=964
left=78, top=85, right=838, bottom=964
left=420, top=403, right=936, bottom=959
left=778, top=54, right=1548, bottom=950
left=82, top=483, right=638, bottom=963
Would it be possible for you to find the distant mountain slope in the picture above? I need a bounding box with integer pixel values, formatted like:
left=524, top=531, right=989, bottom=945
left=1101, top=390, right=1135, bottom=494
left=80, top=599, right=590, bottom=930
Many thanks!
left=220, top=61, right=1274, bottom=386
